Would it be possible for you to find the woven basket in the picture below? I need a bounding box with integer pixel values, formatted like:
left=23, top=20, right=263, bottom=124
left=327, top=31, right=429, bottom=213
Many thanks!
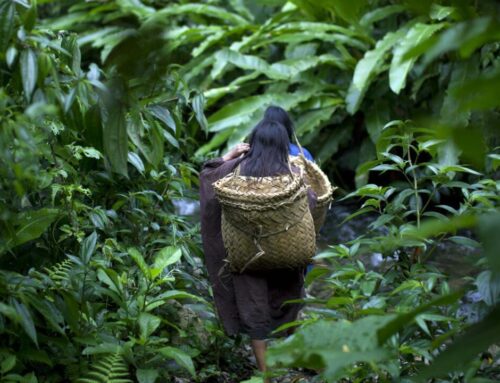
left=213, top=170, right=316, bottom=273
left=289, top=155, right=336, bottom=233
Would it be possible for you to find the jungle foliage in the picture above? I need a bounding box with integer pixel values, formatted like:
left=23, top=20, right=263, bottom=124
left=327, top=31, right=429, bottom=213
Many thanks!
left=0, top=0, right=499, bottom=382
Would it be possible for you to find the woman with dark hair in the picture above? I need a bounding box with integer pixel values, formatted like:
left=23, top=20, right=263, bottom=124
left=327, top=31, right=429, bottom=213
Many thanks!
left=263, top=105, right=314, bottom=161
left=199, top=120, right=316, bottom=377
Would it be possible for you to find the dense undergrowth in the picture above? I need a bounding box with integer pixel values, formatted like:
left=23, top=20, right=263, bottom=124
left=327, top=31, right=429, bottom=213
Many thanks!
left=0, top=0, right=499, bottom=382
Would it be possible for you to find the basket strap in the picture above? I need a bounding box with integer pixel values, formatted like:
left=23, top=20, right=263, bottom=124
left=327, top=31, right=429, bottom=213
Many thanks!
left=229, top=164, right=241, bottom=179
left=292, top=130, right=306, bottom=159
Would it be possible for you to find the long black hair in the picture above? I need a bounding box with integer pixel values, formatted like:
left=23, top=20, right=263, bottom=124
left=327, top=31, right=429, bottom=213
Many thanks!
left=263, top=105, right=294, bottom=140
left=240, top=120, right=290, bottom=177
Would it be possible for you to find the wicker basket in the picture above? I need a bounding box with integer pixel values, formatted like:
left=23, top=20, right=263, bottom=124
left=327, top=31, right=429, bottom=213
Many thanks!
left=289, top=155, right=336, bottom=233
left=213, top=170, right=316, bottom=273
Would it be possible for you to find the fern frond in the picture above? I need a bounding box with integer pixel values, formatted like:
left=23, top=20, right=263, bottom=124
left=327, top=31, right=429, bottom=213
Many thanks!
left=77, top=353, right=133, bottom=383
left=44, top=259, right=72, bottom=286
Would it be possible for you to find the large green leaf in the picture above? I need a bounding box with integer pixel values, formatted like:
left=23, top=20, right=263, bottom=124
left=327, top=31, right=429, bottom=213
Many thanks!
left=136, top=369, right=159, bottom=383
left=360, top=4, right=406, bottom=28
left=327, top=0, right=367, bottom=24
left=20, top=48, right=38, bottom=100
left=101, top=81, right=129, bottom=177
left=450, top=66, right=500, bottom=112
left=258, top=30, right=368, bottom=51
left=0, top=0, right=15, bottom=52
left=146, top=4, right=248, bottom=26
left=158, top=347, right=195, bottom=377
left=346, top=28, right=406, bottom=114
left=207, top=94, right=273, bottom=132
left=13, top=299, right=38, bottom=347
left=192, top=93, right=208, bottom=134
left=138, top=312, right=161, bottom=339
left=128, top=247, right=151, bottom=280
left=404, top=17, right=500, bottom=66
left=267, top=316, right=395, bottom=381
left=210, top=48, right=276, bottom=80
left=389, top=22, right=446, bottom=94
left=80, top=231, right=97, bottom=264
left=2, top=208, right=59, bottom=253
left=151, top=246, right=182, bottom=279
left=295, top=105, right=341, bottom=136
left=440, top=60, right=478, bottom=128
left=195, top=129, right=234, bottom=156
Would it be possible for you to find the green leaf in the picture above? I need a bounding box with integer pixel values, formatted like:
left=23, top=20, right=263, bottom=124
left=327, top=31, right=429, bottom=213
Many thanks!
left=211, top=48, right=274, bottom=80
left=360, top=5, right=406, bottom=27
left=82, top=343, right=121, bottom=355
left=151, top=246, right=182, bottom=279
left=195, top=129, right=234, bottom=156
left=136, top=369, right=159, bottom=383
left=101, top=80, right=128, bottom=177
left=97, top=268, right=123, bottom=298
left=440, top=60, right=478, bottom=128
left=2, top=208, right=59, bottom=253
left=365, top=99, right=389, bottom=143
left=421, top=17, right=500, bottom=64
left=20, top=48, right=38, bottom=100
left=327, top=0, right=367, bottom=24
left=417, top=304, right=500, bottom=380
left=295, top=106, right=339, bottom=135
left=429, top=4, right=456, bottom=21
left=0, top=0, right=16, bottom=51
left=13, top=299, right=38, bottom=347
left=158, top=347, right=195, bottom=377
left=1, top=355, right=16, bottom=374
left=27, top=297, right=65, bottom=335
left=478, top=212, right=500, bottom=273
left=267, top=316, right=395, bottom=381
left=128, top=152, right=145, bottom=174
left=377, top=291, right=463, bottom=344
left=128, top=247, right=151, bottom=280
left=149, top=105, right=176, bottom=132
left=389, top=23, right=446, bottom=94
left=80, top=231, right=97, bottom=264
left=139, top=312, right=161, bottom=339
left=192, top=93, right=208, bottom=134
left=146, top=3, right=249, bottom=26
left=161, top=128, right=179, bottom=149
left=145, top=290, right=204, bottom=311
left=450, top=66, right=500, bottom=112
left=240, top=378, right=264, bottom=383
left=346, top=28, right=406, bottom=114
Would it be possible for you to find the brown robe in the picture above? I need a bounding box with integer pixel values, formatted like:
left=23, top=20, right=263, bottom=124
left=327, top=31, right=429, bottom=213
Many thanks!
left=199, top=157, right=316, bottom=339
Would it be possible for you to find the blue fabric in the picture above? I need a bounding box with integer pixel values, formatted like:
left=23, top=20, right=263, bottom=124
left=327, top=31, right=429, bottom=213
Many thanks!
left=289, top=143, right=314, bottom=161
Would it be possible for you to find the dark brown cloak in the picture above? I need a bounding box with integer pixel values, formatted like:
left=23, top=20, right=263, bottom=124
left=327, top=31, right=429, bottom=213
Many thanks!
left=199, top=157, right=316, bottom=339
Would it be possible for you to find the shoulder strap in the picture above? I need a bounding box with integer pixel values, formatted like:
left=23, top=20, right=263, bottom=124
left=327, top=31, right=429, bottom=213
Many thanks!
left=293, top=130, right=306, bottom=159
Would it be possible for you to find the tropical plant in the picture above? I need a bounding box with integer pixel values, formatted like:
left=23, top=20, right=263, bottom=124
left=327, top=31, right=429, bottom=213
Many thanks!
left=1, top=0, right=499, bottom=382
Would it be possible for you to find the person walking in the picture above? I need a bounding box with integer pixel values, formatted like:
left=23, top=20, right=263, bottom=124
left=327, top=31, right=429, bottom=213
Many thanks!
left=199, top=117, right=317, bottom=378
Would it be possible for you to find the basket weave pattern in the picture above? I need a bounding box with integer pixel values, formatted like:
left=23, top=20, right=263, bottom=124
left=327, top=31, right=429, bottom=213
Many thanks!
left=290, top=156, right=336, bottom=232
left=214, top=172, right=316, bottom=273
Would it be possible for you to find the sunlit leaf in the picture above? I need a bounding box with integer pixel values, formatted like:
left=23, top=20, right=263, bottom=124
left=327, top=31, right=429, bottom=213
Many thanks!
left=346, top=28, right=406, bottom=114
left=389, top=23, right=446, bottom=94
left=20, top=48, right=38, bottom=100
